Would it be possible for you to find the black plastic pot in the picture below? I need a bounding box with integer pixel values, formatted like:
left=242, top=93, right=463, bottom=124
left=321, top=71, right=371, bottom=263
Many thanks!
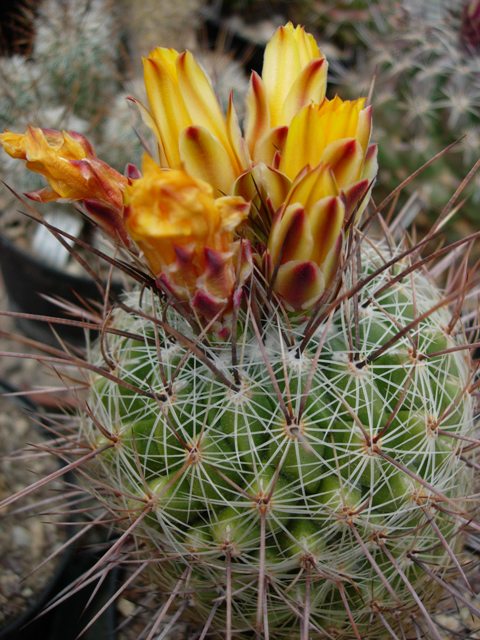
left=0, top=233, right=122, bottom=347
left=0, top=381, right=119, bottom=640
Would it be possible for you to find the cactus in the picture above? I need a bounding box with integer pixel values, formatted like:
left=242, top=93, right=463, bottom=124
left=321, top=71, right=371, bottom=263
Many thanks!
left=0, top=21, right=478, bottom=640
left=33, top=0, right=120, bottom=121
left=339, top=0, right=480, bottom=236
left=84, top=242, right=475, bottom=638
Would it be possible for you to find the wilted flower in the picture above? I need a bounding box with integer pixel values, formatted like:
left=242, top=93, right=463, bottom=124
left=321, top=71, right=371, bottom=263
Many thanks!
left=125, top=155, right=251, bottom=318
left=0, top=126, right=129, bottom=242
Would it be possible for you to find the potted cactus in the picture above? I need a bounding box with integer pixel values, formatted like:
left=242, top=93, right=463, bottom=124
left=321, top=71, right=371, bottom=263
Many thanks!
left=0, top=21, right=478, bottom=639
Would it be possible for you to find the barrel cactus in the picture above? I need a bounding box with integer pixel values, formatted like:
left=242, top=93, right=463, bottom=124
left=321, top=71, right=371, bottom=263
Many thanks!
left=85, top=244, right=475, bottom=638
left=0, top=21, right=478, bottom=640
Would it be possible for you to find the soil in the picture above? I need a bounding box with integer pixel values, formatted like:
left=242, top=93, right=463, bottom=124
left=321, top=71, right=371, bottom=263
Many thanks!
left=0, top=393, right=68, bottom=631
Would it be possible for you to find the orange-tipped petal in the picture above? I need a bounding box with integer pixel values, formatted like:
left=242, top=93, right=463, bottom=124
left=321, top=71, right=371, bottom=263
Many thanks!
left=253, top=125, right=288, bottom=166
left=285, top=163, right=338, bottom=211
left=343, top=179, right=370, bottom=218
left=180, top=126, right=238, bottom=196
left=268, top=204, right=313, bottom=266
left=281, top=57, right=327, bottom=125
left=308, top=196, right=345, bottom=266
left=321, top=138, right=364, bottom=188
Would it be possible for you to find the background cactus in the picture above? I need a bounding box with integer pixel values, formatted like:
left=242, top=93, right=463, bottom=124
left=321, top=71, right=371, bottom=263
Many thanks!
left=339, top=0, right=480, bottom=237
left=0, top=0, right=140, bottom=200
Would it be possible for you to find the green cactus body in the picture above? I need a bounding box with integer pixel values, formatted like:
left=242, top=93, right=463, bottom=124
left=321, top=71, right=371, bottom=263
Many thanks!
left=85, top=244, right=474, bottom=638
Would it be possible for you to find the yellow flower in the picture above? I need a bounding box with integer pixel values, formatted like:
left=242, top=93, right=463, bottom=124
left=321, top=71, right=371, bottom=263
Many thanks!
left=267, top=164, right=345, bottom=310
left=142, top=48, right=248, bottom=195
left=125, top=156, right=250, bottom=316
left=0, top=22, right=378, bottom=318
left=245, top=22, right=328, bottom=162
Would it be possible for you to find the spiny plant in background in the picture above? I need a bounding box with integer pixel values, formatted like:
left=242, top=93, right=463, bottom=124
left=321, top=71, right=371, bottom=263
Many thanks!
left=340, top=0, right=480, bottom=238
left=0, top=22, right=479, bottom=640
left=0, top=0, right=141, bottom=201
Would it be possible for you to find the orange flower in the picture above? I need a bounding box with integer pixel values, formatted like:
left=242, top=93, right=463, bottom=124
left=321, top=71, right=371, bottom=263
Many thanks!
left=125, top=156, right=251, bottom=317
left=0, top=127, right=126, bottom=207
left=0, top=127, right=129, bottom=242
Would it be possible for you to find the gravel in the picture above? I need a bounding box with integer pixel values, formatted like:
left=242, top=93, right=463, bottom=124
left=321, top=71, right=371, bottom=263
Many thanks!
left=0, top=393, right=68, bottom=630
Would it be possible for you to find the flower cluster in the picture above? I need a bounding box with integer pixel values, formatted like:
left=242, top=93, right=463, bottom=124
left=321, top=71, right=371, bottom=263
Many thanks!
left=0, top=22, right=377, bottom=321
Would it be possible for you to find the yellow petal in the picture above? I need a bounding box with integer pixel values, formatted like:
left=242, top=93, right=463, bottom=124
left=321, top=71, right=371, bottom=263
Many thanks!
left=308, top=196, right=345, bottom=266
left=357, top=105, right=373, bottom=153
left=179, top=126, right=238, bottom=196
left=262, top=22, right=322, bottom=127
left=280, top=57, right=327, bottom=125
left=143, top=48, right=191, bottom=168
left=176, top=51, right=241, bottom=172
left=279, top=98, right=367, bottom=180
